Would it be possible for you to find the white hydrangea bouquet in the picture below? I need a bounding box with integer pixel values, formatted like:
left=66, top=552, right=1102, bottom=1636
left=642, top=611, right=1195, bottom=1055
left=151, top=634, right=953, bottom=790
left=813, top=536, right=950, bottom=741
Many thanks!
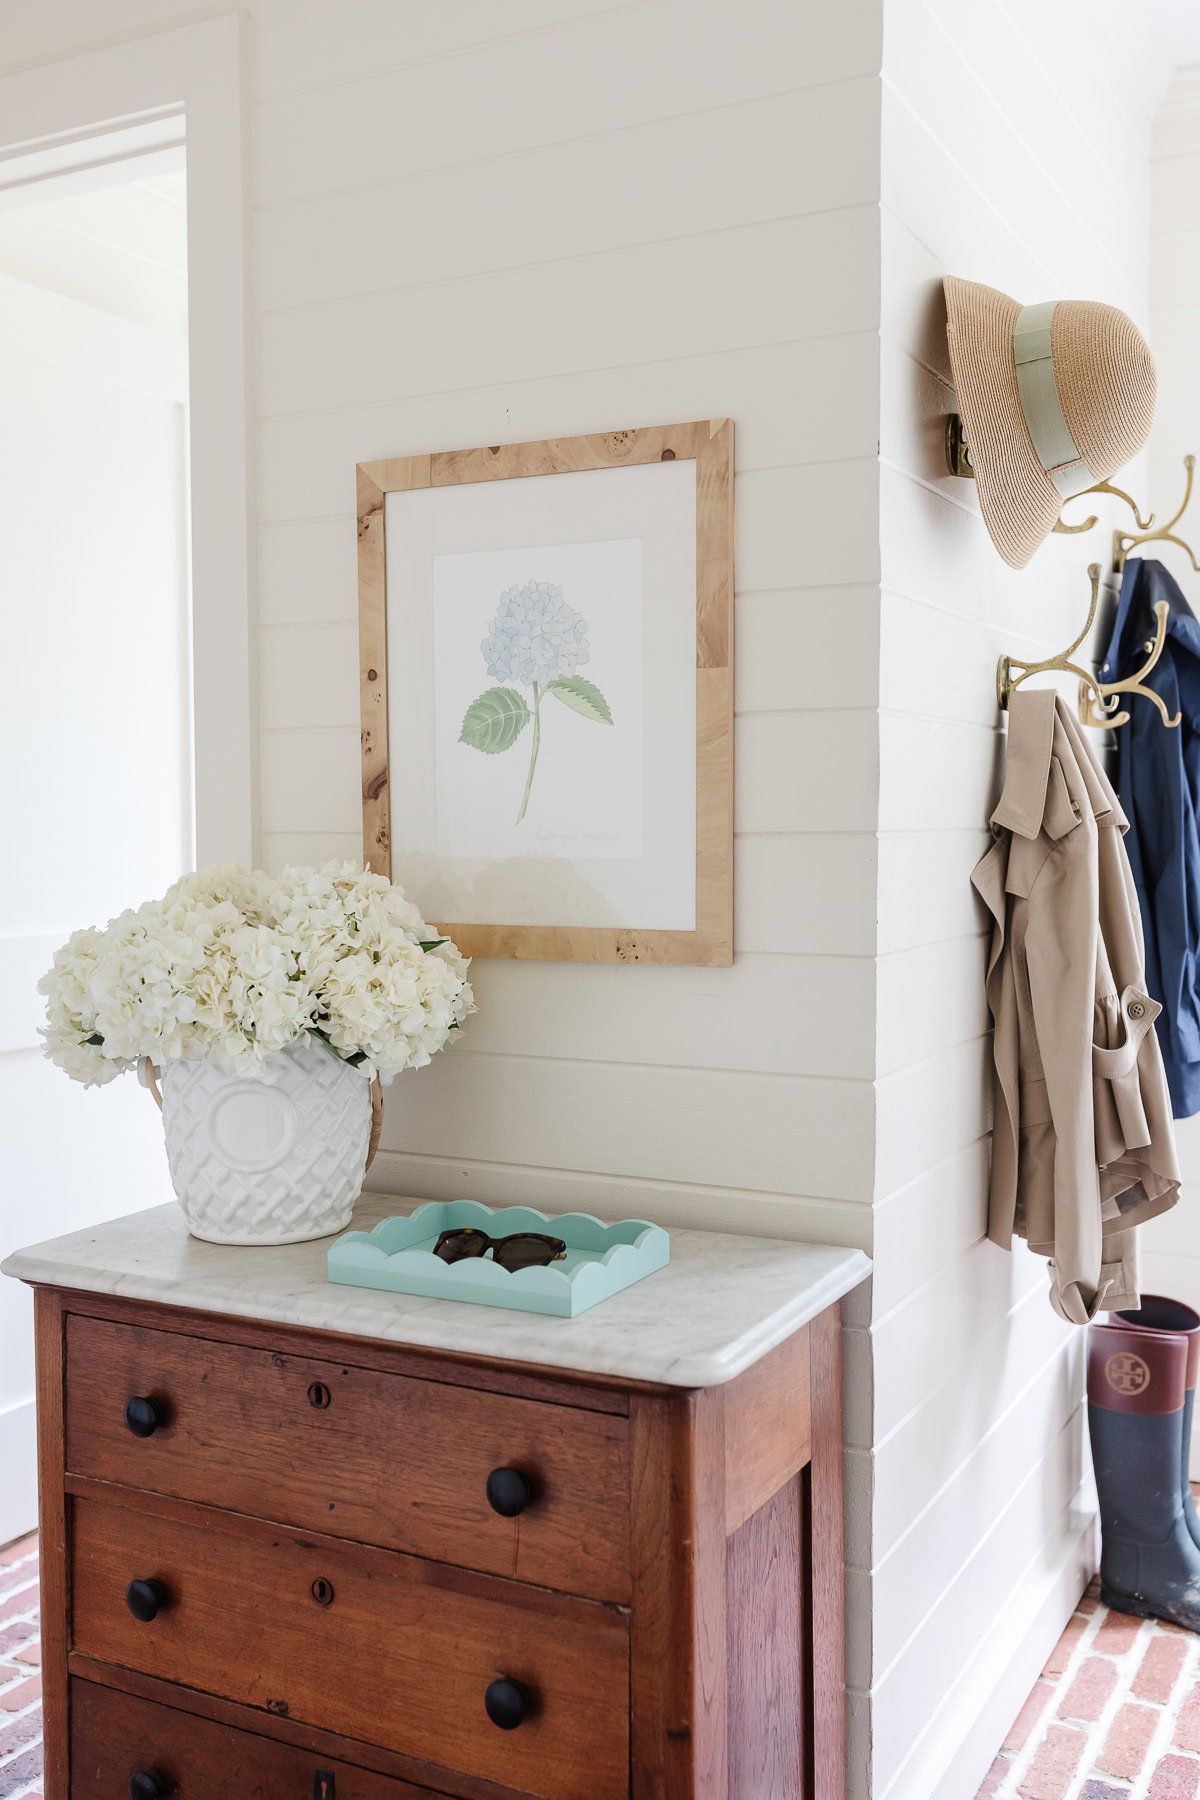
left=39, top=862, right=474, bottom=1246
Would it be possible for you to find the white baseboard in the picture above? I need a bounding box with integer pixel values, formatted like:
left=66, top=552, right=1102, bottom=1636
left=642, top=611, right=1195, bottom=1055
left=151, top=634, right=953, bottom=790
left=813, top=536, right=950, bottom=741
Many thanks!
left=0, top=1398, right=38, bottom=1549
left=1191, top=1418, right=1200, bottom=1483
left=880, top=1505, right=1097, bottom=1800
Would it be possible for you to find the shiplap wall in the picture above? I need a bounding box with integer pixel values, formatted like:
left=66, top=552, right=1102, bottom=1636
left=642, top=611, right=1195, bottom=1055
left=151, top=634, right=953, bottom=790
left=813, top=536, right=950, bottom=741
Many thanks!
left=869, top=3, right=1168, bottom=1796
left=1138, top=69, right=1200, bottom=1463
left=240, top=3, right=885, bottom=1301
left=0, top=0, right=884, bottom=1232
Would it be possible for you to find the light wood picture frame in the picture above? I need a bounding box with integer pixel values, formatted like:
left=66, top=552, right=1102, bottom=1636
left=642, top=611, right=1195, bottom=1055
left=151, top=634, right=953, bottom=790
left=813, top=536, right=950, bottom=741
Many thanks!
left=357, top=419, right=733, bottom=965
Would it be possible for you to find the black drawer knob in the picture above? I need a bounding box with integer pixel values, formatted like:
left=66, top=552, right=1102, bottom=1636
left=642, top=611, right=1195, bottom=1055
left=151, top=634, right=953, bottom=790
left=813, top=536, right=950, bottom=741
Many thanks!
left=129, top=1772, right=172, bottom=1799
left=486, top=1467, right=532, bottom=1517
left=484, top=1677, right=530, bottom=1730
left=126, top=1578, right=169, bottom=1623
left=124, top=1395, right=165, bottom=1438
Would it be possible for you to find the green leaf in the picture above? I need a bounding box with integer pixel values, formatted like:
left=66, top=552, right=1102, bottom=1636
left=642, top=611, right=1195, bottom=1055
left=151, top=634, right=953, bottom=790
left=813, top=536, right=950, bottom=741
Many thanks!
left=545, top=676, right=614, bottom=724
left=310, top=1027, right=366, bottom=1067
left=459, top=687, right=531, bottom=753
left=418, top=938, right=449, bottom=952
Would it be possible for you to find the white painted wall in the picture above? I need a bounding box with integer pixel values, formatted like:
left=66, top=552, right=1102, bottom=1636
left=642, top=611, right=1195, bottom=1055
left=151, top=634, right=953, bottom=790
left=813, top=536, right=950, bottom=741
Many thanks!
left=870, top=4, right=1169, bottom=1796
left=1139, top=66, right=1200, bottom=1472
left=0, top=165, right=188, bottom=335
left=0, top=183, right=191, bottom=1546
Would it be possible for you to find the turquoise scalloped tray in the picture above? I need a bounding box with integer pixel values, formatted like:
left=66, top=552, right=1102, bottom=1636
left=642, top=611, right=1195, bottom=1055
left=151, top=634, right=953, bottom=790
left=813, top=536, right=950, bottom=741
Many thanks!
left=326, top=1200, right=669, bottom=1318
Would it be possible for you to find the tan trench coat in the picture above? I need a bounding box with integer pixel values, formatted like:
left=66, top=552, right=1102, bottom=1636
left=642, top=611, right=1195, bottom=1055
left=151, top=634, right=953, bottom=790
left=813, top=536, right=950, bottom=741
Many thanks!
left=972, top=689, right=1180, bottom=1323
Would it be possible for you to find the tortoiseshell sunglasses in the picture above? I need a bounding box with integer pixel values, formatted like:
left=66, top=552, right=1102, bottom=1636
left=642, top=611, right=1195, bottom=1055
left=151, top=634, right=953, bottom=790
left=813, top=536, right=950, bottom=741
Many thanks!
left=432, top=1226, right=568, bottom=1273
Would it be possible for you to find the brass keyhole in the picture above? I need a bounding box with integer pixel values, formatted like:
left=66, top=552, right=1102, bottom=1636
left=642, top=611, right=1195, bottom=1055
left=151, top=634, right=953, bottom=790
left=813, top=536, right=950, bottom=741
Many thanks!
left=310, top=1577, right=335, bottom=1607
left=307, top=1382, right=332, bottom=1409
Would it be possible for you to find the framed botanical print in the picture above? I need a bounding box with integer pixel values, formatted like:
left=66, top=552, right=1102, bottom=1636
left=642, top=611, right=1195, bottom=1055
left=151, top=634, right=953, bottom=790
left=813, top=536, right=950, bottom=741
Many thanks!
left=357, top=419, right=732, bottom=965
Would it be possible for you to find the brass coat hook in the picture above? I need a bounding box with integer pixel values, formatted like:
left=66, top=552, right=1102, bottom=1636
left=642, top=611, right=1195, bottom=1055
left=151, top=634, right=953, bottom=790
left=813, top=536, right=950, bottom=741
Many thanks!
left=945, top=412, right=1157, bottom=537
left=997, top=564, right=1107, bottom=712
left=1078, top=600, right=1180, bottom=730
left=996, top=566, right=1181, bottom=732
left=1112, top=455, right=1199, bottom=575
left=1053, top=480, right=1155, bottom=537
left=946, top=418, right=1198, bottom=577
left=951, top=409, right=1192, bottom=732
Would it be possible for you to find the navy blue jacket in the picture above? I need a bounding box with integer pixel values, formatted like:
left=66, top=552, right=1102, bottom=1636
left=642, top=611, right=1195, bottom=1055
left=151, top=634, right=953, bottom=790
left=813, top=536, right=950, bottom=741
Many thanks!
left=1100, top=557, right=1200, bottom=1116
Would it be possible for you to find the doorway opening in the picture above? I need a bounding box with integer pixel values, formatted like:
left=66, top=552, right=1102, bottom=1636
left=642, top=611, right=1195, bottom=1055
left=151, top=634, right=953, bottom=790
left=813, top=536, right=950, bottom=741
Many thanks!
left=0, top=115, right=192, bottom=1545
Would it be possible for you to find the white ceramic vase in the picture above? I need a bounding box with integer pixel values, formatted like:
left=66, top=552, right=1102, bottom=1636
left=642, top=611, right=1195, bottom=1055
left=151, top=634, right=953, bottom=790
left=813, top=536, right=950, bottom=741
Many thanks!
left=150, top=1034, right=375, bottom=1246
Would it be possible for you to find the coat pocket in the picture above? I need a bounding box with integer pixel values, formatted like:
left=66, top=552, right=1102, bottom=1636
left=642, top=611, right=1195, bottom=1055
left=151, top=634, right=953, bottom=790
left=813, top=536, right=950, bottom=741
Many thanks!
left=1093, top=987, right=1161, bottom=1164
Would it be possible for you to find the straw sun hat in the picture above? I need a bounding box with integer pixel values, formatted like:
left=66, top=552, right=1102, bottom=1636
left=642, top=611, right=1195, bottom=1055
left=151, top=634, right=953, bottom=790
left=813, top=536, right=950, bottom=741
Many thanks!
left=944, top=276, right=1157, bottom=570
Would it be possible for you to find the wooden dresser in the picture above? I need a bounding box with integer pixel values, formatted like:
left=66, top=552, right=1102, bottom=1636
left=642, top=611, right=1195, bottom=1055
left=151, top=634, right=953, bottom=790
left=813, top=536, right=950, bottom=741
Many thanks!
left=4, top=1199, right=870, bottom=1800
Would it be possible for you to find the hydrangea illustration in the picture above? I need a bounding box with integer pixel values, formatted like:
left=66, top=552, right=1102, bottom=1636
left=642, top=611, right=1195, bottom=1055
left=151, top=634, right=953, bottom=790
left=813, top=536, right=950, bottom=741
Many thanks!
left=481, top=580, right=590, bottom=685
left=460, top=579, right=613, bottom=825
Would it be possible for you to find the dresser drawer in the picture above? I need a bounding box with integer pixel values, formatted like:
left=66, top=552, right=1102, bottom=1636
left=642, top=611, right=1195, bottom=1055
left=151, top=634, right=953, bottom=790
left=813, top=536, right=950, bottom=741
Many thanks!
left=70, top=1678, right=453, bottom=1798
left=71, top=1493, right=629, bottom=1800
left=65, top=1313, right=630, bottom=1602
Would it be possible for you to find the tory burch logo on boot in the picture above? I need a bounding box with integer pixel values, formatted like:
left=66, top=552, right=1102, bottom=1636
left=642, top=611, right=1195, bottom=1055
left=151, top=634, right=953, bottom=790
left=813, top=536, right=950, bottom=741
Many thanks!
left=1106, top=1351, right=1152, bottom=1396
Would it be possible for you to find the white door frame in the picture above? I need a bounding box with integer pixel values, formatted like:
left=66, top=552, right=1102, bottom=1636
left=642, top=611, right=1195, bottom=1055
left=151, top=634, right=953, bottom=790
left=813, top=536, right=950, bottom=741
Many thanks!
left=0, top=14, right=255, bottom=866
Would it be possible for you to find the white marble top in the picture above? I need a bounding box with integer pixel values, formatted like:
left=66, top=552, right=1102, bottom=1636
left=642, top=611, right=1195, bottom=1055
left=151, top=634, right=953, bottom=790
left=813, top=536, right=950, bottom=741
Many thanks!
left=1, top=1193, right=870, bottom=1389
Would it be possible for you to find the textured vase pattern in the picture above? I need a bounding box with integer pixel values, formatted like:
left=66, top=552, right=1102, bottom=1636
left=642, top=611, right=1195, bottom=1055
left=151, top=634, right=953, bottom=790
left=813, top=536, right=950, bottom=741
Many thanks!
left=159, top=1034, right=373, bottom=1245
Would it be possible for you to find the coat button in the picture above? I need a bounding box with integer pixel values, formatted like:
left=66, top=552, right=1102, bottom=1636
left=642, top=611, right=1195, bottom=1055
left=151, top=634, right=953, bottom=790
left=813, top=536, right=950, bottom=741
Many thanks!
left=1128, top=1000, right=1146, bottom=1019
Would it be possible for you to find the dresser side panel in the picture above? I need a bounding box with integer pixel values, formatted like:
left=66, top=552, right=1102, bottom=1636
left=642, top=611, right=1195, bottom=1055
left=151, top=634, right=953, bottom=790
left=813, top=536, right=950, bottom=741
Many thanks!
left=725, top=1474, right=806, bottom=1799
left=808, top=1302, right=846, bottom=1799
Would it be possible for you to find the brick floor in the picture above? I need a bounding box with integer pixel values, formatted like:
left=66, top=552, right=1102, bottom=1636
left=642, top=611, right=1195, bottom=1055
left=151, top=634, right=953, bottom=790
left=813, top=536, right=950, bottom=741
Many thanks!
left=0, top=1535, right=40, bottom=1800
left=981, top=1573, right=1200, bottom=1798
left=1098, top=1701, right=1159, bottom=1780
left=1060, top=1657, right=1120, bottom=1724
left=1138, top=1639, right=1192, bottom=1707
left=1150, top=1757, right=1200, bottom=1799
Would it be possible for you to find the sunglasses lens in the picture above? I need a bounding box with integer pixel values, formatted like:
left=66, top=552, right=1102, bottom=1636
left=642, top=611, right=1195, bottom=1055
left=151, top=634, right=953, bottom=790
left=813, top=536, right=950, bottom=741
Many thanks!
left=492, top=1234, right=568, bottom=1272
left=434, top=1228, right=490, bottom=1264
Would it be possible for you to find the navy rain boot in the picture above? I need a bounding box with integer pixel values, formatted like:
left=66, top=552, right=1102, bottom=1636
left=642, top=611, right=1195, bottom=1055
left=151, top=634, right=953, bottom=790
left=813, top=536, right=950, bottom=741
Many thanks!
left=1113, top=1295, right=1200, bottom=1550
left=1088, top=1318, right=1200, bottom=1631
